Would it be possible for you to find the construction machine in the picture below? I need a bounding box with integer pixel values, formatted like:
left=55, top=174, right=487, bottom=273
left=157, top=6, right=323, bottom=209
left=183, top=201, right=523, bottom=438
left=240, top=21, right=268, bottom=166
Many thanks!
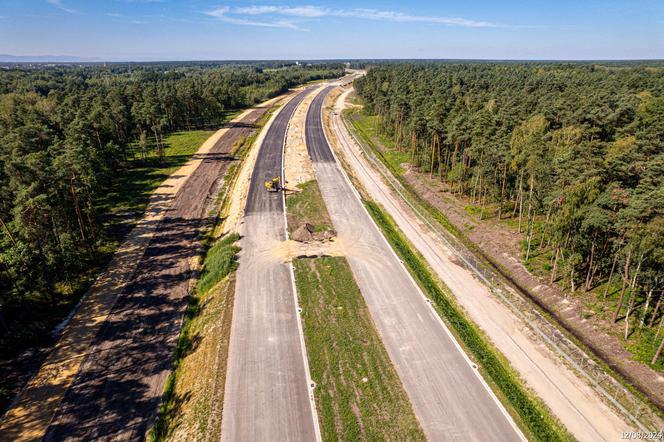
left=264, top=176, right=281, bottom=192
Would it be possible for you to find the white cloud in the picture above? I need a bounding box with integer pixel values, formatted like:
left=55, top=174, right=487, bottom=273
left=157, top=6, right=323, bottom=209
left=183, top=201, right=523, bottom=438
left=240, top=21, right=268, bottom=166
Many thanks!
left=46, top=0, right=79, bottom=14
left=206, top=7, right=301, bottom=29
left=235, top=5, right=330, bottom=18
left=205, top=5, right=504, bottom=29
left=335, top=8, right=498, bottom=27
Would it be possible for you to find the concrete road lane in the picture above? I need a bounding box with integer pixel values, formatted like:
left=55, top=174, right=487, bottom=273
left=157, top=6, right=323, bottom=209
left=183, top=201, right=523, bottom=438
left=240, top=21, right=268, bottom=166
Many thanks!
left=304, top=86, right=523, bottom=441
left=221, top=87, right=320, bottom=442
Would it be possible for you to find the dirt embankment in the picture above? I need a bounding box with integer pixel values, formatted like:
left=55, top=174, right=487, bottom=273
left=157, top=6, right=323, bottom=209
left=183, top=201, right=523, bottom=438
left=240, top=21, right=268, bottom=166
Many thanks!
left=398, top=143, right=664, bottom=413
left=284, top=88, right=318, bottom=188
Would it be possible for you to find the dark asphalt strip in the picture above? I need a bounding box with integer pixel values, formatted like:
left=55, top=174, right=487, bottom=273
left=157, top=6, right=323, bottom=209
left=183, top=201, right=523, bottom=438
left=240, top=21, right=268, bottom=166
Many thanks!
left=304, top=86, right=336, bottom=163
left=244, top=88, right=313, bottom=214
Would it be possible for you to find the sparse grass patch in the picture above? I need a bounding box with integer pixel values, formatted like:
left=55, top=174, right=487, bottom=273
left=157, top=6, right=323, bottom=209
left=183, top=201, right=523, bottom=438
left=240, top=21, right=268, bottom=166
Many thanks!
left=293, top=256, right=425, bottom=441
left=464, top=204, right=482, bottom=217
left=627, top=330, right=664, bottom=371
left=286, top=179, right=334, bottom=234
left=364, top=200, right=572, bottom=442
left=196, top=234, right=241, bottom=295
left=348, top=111, right=410, bottom=174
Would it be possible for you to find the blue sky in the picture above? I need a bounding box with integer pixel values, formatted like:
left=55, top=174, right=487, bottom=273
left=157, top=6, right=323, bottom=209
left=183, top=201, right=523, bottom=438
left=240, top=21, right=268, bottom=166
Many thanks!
left=1, top=0, right=663, bottom=60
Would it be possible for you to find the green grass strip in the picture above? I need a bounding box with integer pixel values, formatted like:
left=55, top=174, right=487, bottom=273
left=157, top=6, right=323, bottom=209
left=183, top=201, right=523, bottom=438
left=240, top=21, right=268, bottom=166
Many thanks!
left=196, top=234, right=241, bottom=295
left=294, top=256, right=425, bottom=441
left=364, top=200, right=573, bottom=442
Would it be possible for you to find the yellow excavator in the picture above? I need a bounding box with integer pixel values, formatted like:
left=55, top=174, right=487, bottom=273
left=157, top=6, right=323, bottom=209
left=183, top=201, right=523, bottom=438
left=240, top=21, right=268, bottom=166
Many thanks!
left=264, top=176, right=281, bottom=192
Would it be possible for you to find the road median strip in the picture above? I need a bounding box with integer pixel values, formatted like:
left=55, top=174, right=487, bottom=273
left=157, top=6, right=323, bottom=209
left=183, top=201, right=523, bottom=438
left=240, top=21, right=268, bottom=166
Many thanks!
left=293, top=256, right=425, bottom=441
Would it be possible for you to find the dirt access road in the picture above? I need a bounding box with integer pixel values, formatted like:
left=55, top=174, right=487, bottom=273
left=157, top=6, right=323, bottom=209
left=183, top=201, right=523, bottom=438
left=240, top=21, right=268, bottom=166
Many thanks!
left=0, top=100, right=275, bottom=441
left=220, top=87, right=321, bottom=442
left=329, top=87, right=634, bottom=440
left=306, top=86, right=523, bottom=441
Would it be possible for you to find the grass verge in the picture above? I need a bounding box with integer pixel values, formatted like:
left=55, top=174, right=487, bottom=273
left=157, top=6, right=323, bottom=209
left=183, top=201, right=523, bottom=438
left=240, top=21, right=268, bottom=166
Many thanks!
left=286, top=179, right=334, bottom=234
left=363, top=201, right=573, bottom=442
left=293, top=256, right=425, bottom=441
left=149, top=233, right=240, bottom=442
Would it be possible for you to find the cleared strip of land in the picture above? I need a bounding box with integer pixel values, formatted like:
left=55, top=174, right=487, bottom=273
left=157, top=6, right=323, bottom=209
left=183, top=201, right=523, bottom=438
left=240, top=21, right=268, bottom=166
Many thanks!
left=149, top=107, right=280, bottom=442
left=293, top=256, right=425, bottom=441
left=151, top=234, right=241, bottom=442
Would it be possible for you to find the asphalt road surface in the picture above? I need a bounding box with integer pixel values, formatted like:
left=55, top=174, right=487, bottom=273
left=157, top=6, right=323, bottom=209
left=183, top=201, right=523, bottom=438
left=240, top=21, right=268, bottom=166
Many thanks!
left=41, top=106, right=271, bottom=441
left=221, top=87, right=320, bottom=441
left=305, top=86, right=523, bottom=441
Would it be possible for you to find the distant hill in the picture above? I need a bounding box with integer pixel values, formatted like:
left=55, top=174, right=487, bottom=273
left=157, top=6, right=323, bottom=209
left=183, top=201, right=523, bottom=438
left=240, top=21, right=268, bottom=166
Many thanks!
left=0, top=54, right=100, bottom=63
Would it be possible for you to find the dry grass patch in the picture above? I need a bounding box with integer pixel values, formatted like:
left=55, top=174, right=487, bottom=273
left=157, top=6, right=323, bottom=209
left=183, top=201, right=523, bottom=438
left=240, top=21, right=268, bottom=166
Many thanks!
left=163, top=275, right=235, bottom=442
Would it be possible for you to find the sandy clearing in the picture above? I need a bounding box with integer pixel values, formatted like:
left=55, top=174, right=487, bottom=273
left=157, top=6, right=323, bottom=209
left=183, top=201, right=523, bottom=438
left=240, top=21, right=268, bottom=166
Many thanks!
left=329, top=86, right=635, bottom=442
left=0, top=95, right=283, bottom=442
left=284, top=85, right=326, bottom=188
left=271, top=238, right=345, bottom=261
